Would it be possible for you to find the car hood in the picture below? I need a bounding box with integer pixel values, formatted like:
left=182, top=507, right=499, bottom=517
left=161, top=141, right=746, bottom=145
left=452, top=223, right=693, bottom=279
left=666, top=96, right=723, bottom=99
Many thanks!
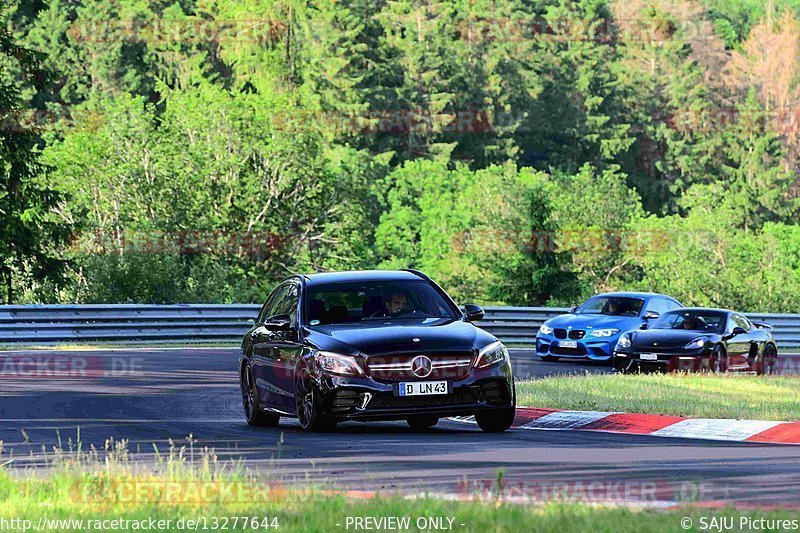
left=545, top=313, right=642, bottom=331
left=628, top=329, right=719, bottom=350
left=305, top=318, right=496, bottom=356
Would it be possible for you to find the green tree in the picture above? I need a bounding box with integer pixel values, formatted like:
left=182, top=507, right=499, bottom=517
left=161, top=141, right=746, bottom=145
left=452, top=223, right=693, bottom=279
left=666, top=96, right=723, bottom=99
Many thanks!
left=0, top=24, right=69, bottom=303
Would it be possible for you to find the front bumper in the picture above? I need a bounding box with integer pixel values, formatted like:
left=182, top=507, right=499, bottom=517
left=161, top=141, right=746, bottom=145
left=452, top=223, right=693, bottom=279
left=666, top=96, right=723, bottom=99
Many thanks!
left=314, top=360, right=514, bottom=421
left=614, top=348, right=710, bottom=372
left=536, top=335, right=616, bottom=361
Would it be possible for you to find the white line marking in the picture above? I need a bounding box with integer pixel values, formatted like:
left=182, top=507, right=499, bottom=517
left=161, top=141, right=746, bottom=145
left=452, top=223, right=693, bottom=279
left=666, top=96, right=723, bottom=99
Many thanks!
left=519, top=410, right=618, bottom=430
left=651, top=419, right=785, bottom=441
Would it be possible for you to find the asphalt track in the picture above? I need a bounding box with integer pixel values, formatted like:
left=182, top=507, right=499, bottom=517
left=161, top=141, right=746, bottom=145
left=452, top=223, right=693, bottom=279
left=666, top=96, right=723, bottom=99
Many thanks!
left=1, top=347, right=799, bottom=507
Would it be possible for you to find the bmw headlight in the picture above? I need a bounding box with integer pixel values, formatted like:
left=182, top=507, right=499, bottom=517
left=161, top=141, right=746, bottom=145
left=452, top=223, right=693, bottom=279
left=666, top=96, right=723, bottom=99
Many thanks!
left=684, top=337, right=708, bottom=350
left=538, top=324, right=553, bottom=335
left=590, top=328, right=620, bottom=338
left=315, top=352, right=364, bottom=376
left=616, top=334, right=632, bottom=349
left=476, top=341, right=509, bottom=368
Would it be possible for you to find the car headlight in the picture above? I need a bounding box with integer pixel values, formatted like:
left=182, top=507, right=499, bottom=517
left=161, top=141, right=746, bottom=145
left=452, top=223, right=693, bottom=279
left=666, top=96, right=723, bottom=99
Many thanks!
left=616, top=334, right=631, bottom=349
left=590, top=328, right=620, bottom=338
left=538, top=324, right=553, bottom=335
left=315, top=352, right=364, bottom=376
left=476, top=341, right=509, bottom=368
left=684, top=337, right=708, bottom=350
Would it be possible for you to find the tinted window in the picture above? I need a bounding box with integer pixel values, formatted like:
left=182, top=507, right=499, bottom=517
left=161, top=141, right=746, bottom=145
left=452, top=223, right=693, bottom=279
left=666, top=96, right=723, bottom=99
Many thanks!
left=306, top=280, right=457, bottom=325
left=576, top=296, right=644, bottom=317
left=646, top=298, right=671, bottom=315
left=258, top=285, right=287, bottom=323
left=271, top=282, right=300, bottom=325
left=730, top=314, right=751, bottom=332
left=652, top=310, right=726, bottom=333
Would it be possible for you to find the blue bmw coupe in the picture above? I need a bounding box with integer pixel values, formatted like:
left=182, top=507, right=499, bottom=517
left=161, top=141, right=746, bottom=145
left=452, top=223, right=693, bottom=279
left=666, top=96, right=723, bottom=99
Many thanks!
left=536, top=292, right=683, bottom=363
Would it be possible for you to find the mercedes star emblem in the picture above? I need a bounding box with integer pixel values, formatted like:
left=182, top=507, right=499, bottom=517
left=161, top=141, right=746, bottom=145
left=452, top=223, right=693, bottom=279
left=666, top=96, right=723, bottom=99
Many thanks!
left=410, top=355, right=433, bottom=378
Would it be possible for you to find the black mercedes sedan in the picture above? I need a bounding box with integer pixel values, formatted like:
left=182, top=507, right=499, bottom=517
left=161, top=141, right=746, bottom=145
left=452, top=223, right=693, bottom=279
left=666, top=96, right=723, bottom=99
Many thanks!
left=613, top=308, right=778, bottom=374
left=239, top=270, right=515, bottom=432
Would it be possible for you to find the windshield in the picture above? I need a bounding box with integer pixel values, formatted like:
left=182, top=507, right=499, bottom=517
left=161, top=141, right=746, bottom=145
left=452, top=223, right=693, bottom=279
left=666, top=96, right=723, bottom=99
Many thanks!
left=651, top=310, right=726, bottom=333
left=305, top=280, right=458, bottom=325
left=576, top=296, right=644, bottom=317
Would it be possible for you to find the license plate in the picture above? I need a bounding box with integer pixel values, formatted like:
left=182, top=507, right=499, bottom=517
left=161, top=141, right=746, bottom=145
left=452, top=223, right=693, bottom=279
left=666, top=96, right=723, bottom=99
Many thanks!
left=396, top=381, right=449, bottom=397
left=558, top=341, right=578, bottom=348
left=640, top=353, right=658, bottom=361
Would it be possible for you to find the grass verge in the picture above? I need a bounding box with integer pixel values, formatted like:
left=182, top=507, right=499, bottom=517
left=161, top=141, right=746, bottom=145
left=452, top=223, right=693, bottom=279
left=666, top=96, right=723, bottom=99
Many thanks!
left=2, top=470, right=800, bottom=532
left=516, top=373, right=800, bottom=421
left=0, top=432, right=798, bottom=531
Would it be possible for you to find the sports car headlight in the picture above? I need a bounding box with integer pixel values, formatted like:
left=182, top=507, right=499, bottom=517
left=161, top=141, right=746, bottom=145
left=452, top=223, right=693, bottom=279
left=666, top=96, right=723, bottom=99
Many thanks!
left=538, top=324, right=553, bottom=335
left=590, top=328, right=620, bottom=338
left=315, top=352, right=364, bottom=376
left=616, top=334, right=632, bottom=349
left=684, top=337, right=708, bottom=350
left=476, top=341, right=509, bottom=368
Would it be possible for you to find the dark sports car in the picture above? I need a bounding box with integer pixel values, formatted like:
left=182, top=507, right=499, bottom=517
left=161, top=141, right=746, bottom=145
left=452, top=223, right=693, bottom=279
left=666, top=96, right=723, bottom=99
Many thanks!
left=240, top=270, right=516, bottom=432
left=536, top=292, right=682, bottom=363
left=613, top=308, right=778, bottom=374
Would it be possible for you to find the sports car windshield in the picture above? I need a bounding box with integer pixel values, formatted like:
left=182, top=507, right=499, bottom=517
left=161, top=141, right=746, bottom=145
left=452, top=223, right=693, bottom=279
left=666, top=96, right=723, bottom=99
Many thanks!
left=306, top=280, right=458, bottom=325
left=651, top=310, right=726, bottom=333
left=575, top=296, right=644, bottom=317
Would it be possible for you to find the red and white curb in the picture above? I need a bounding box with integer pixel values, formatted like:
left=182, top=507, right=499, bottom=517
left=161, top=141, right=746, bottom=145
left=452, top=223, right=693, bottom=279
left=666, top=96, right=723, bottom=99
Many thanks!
left=452, top=408, right=800, bottom=444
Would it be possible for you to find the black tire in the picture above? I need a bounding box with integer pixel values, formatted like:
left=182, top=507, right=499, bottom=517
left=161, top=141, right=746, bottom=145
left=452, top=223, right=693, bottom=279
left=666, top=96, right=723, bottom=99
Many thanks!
left=295, top=359, right=337, bottom=432
left=406, top=415, right=439, bottom=430
left=614, top=358, right=632, bottom=374
left=242, top=364, right=280, bottom=427
left=710, top=345, right=727, bottom=373
left=760, top=344, right=778, bottom=375
left=475, top=408, right=515, bottom=433
left=540, top=355, right=560, bottom=362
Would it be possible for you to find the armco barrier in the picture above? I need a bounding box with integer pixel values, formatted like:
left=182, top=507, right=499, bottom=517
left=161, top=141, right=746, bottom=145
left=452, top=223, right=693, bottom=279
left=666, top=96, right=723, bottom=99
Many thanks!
left=0, top=305, right=798, bottom=353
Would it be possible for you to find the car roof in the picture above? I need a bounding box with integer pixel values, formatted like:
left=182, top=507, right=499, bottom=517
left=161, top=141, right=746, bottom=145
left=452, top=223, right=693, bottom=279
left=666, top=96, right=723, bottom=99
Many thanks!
left=301, top=270, right=427, bottom=286
left=591, top=292, right=677, bottom=300
left=665, top=307, right=733, bottom=314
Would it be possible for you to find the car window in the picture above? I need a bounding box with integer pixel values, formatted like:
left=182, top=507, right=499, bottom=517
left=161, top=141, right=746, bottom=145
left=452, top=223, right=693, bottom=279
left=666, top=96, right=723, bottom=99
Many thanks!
left=576, top=296, right=644, bottom=317
left=731, top=314, right=751, bottom=332
left=646, top=298, right=671, bottom=315
left=271, top=282, right=300, bottom=325
left=652, top=310, right=726, bottom=333
left=306, top=280, right=457, bottom=325
left=665, top=299, right=682, bottom=311
left=258, top=285, right=286, bottom=324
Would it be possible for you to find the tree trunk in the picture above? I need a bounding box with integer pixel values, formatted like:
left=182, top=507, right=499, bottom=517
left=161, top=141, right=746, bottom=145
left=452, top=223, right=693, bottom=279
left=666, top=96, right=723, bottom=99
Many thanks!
left=5, top=269, right=11, bottom=305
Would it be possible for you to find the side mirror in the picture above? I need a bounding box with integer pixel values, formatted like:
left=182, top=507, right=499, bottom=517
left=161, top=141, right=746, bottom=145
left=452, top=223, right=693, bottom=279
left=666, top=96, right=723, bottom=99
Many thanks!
left=569, top=305, right=578, bottom=314
left=643, top=311, right=660, bottom=320
left=464, top=304, right=485, bottom=322
left=251, top=325, right=270, bottom=341
left=727, top=326, right=747, bottom=338
left=264, top=314, right=292, bottom=331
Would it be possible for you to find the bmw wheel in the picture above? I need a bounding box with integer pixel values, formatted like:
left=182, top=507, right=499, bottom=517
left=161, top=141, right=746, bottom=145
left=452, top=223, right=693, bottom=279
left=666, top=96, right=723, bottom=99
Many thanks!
left=295, top=359, right=337, bottom=432
left=242, top=364, right=280, bottom=427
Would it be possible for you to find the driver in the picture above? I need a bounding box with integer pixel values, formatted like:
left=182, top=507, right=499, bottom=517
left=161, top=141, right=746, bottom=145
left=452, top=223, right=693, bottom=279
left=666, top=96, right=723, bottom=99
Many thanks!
left=606, top=300, right=620, bottom=315
left=385, top=292, right=410, bottom=315
left=683, top=316, right=697, bottom=330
